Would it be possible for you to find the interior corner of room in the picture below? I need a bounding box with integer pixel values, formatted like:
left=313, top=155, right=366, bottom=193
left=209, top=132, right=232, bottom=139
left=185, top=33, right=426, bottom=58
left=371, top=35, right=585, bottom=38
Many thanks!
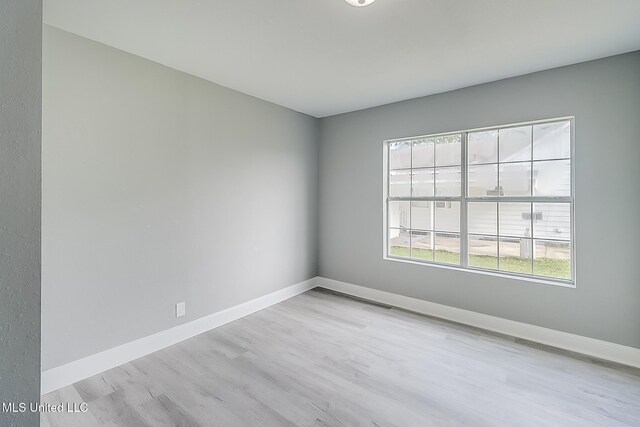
left=2, top=1, right=640, bottom=426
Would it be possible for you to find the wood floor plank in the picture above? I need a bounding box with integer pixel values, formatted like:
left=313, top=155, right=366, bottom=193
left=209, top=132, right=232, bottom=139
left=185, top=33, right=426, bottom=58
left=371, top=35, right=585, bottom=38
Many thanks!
left=74, top=374, right=118, bottom=403
left=40, top=385, right=100, bottom=427
left=42, top=289, right=640, bottom=426
left=86, top=390, right=149, bottom=427
left=136, top=394, right=201, bottom=427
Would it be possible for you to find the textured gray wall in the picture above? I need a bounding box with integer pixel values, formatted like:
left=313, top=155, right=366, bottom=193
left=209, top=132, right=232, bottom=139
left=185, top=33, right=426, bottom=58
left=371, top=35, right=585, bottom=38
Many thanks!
left=318, top=52, right=640, bottom=349
left=0, top=1, right=42, bottom=426
left=42, top=26, right=318, bottom=370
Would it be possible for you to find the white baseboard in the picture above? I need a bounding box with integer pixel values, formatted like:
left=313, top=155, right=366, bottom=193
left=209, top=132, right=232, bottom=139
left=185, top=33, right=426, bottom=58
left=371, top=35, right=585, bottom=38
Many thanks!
left=42, top=275, right=639, bottom=395
left=317, top=277, right=640, bottom=369
left=41, top=278, right=317, bottom=395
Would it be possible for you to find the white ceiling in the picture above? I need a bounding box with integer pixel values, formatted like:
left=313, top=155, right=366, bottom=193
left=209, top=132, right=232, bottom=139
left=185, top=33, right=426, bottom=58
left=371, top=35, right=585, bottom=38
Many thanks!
left=44, top=0, right=640, bottom=118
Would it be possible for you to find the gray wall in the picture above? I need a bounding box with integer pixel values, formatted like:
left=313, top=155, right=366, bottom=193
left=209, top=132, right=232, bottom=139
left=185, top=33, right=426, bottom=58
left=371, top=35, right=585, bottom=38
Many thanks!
left=318, top=51, right=640, bottom=349
left=0, top=1, right=42, bottom=425
left=42, top=26, right=318, bottom=370
left=41, top=22, right=640, bottom=374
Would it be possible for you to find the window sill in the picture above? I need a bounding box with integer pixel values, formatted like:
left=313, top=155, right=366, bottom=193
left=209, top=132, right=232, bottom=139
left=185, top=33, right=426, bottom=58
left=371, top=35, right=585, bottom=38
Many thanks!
left=383, top=255, right=576, bottom=289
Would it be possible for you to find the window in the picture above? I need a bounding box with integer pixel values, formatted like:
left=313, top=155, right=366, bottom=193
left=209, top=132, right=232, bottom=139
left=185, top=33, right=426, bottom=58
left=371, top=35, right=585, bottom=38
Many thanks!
left=385, top=118, right=574, bottom=285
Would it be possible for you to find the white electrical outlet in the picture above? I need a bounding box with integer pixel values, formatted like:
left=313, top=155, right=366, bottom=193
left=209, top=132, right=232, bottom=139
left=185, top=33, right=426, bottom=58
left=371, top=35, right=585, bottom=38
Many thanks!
left=176, top=302, right=186, bottom=318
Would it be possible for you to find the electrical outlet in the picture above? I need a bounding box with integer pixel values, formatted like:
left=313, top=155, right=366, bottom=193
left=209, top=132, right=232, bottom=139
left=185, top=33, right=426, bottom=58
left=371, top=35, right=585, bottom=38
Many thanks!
left=176, top=302, right=185, bottom=318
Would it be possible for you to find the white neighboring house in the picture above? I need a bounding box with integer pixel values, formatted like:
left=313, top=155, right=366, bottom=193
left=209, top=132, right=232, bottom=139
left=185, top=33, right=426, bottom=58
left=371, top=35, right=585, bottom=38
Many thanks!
left=388, top=121, right=571, bottom=261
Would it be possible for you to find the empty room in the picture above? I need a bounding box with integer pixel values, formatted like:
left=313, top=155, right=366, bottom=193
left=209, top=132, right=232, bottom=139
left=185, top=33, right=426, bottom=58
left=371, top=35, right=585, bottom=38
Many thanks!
left=2, top=0, right=640, bottom=426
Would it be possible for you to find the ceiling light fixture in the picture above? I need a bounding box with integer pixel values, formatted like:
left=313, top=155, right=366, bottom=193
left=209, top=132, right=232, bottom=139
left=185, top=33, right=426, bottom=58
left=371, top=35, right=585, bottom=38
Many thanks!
left=344, top=0, right=376, bottom=7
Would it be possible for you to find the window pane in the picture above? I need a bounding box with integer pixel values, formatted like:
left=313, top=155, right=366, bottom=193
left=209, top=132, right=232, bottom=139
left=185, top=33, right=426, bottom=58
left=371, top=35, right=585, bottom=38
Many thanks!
left=389, top=140, right=411, bottom=169
left=499, top=162, right=531, bottom=196
left=468, top=130, right=498, bottom=164
left=435, top=134, right=462, bottom=166
left=499, top=237, right=533, bottom=274
left=411, top=201, right=433, bottom=231
left=388, top=228, right=410, bottom=257
left=533, top=160, right=571, bottom=197
left=435, top=233, right=460, bottom=265
left=468, top=202, right=497, bottom=235
left=469, top=235, right=498, bottom=270
left=389, top=169, right=411, bottom=197
left=533, top=203, right=571, bottom=240
left=499, top=202, right=532, bottom=238
left=467, top=164, right=498, bottom=197
left=435, top=166, right=461, bottom=196
left=411, top=168, right=434, bottom=197
left=411, top=231, right=434, bottom=261
left=388, top=201, right=410, bottom=229
left=533, top=121, right=570, bottom=160
left=413, top=138, right=435, bottom=168
left=499, top=126, right=531, bottom=162
left=435, top=201, right=460, bottom=232
left=534, top=240, right=572, bottom=280
left=387, top=121, right=572, bottom=283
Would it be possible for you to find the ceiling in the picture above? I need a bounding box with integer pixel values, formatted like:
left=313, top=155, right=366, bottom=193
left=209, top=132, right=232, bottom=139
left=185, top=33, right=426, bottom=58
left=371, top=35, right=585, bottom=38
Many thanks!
left=44, top=0, right=640, bottom=118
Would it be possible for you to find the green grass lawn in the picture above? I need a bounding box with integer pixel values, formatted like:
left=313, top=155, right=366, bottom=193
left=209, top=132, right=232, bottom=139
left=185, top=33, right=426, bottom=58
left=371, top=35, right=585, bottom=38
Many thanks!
left=390, top=246, right=570, bottom=280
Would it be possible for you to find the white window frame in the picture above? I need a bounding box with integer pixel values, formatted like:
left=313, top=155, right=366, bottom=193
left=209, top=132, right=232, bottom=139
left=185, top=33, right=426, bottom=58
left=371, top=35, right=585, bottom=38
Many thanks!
left=382, top=117, right=576, bottom=288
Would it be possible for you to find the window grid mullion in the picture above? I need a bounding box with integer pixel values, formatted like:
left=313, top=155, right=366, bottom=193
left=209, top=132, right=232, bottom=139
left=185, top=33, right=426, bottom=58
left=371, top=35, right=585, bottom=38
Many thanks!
left=530, top=127, right=535, bottom=274
left=386, top=143, right=392, bottom=259
left=461, top=132, right=468, bottom=268
left=409, top=140, right=413, bottom=259
left=385, top=117, right=574, bottom=285
left=496, top=201, right=500, bottom=271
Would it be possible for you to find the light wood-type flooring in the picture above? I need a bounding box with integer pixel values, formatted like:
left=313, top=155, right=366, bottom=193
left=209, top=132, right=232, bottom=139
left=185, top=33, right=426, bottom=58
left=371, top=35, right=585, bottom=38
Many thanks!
left=41, top=288, right=640, bottom=426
